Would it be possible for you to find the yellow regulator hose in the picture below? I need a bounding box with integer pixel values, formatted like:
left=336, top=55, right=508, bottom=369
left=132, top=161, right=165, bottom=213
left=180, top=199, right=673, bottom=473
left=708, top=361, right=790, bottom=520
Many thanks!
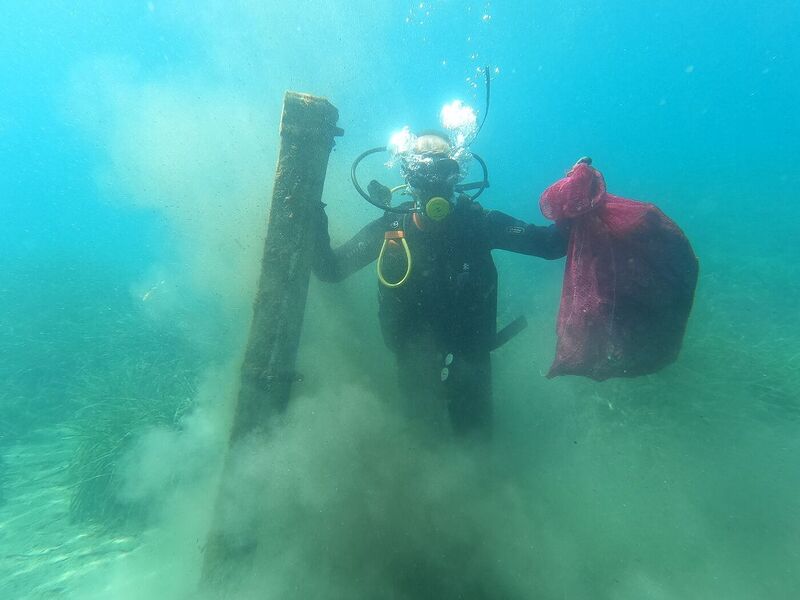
left=377, top=230, right=412, bottom=288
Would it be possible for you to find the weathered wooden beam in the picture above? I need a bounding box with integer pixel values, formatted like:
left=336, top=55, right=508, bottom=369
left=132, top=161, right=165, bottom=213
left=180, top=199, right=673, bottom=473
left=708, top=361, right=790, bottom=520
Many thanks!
left=202, top=91, right=342, bottom=587
left=232, top=91, right=342, bottom=438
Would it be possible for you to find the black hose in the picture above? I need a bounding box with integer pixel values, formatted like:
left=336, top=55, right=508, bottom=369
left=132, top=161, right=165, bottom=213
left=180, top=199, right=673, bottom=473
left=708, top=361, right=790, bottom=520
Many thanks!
left=350, top=146, right=415, bottom=214
left=455, top=153, right=489, bottom=200
left=475, top=66, right=491, bottom=137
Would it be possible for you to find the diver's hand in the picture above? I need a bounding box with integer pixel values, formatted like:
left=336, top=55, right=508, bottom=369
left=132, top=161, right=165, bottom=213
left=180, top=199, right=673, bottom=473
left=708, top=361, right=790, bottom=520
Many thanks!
left=310, top=201, right=331, bottom=235
left=574, top=156, right=592, bottom=168
left=367, top=180, right=392, bottom=207
left=568, top=156, right=595, bottom=177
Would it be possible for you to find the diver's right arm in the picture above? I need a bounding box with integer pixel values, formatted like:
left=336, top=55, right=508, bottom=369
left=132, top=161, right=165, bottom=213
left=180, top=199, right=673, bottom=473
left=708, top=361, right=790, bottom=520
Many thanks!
left=310, top=202, right=387, bottom=282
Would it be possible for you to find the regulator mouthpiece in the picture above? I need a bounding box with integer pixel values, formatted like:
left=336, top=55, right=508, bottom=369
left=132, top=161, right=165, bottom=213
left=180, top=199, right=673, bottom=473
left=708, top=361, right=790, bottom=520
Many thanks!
left=424, top=196, right=451, bottom=221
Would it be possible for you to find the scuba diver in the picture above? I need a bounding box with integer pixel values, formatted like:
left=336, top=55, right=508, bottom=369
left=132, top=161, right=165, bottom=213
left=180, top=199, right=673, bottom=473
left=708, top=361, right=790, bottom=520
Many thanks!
left=310, top=103, right=568, bottom=436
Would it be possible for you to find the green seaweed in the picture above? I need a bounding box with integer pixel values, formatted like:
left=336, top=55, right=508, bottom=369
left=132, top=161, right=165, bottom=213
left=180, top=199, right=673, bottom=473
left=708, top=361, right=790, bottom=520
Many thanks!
left=63, top=317, right=202, bottom=530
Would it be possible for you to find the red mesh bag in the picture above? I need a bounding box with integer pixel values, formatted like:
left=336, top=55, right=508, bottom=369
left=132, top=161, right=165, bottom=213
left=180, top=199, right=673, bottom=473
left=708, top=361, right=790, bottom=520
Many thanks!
left=540, top=163, right=699, bottom=380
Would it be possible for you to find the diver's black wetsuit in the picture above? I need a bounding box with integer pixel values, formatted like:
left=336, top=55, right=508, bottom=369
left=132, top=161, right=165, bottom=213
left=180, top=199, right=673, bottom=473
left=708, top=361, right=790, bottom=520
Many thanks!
left=311, top=196, right=567, bottom=435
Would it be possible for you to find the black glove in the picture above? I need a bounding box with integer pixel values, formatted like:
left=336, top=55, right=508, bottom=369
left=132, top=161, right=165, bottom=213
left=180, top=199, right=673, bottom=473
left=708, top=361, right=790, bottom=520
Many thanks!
left=310, top=201, right=331, bottom=236
left=367, top=180, right=392, bottom=208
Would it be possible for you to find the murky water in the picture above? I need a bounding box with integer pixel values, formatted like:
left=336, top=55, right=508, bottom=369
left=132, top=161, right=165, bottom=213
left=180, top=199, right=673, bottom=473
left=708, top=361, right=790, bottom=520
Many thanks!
left=2, top=2, right=798, bottom=598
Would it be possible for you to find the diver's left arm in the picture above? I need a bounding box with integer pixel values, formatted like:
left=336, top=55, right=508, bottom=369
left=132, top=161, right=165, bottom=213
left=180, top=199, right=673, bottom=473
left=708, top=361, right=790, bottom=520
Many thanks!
left=485, top=210, right=568, bottom=259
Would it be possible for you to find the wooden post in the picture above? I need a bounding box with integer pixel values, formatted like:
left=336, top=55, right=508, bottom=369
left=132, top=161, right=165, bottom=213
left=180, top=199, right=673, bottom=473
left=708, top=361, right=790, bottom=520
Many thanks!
left=234, top=91, right=342, bottom=437
left=202, top=92, right=342, bottom=586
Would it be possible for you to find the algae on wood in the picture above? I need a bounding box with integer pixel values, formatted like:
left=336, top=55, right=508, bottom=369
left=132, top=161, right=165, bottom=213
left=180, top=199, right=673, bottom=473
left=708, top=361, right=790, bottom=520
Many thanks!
left=232, top=91, right=342, bottom=438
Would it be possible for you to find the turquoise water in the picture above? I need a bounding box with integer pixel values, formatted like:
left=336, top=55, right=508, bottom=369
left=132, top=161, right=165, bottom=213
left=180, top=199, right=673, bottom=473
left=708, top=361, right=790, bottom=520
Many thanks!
left=1, top=2, right=798, bottom=598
